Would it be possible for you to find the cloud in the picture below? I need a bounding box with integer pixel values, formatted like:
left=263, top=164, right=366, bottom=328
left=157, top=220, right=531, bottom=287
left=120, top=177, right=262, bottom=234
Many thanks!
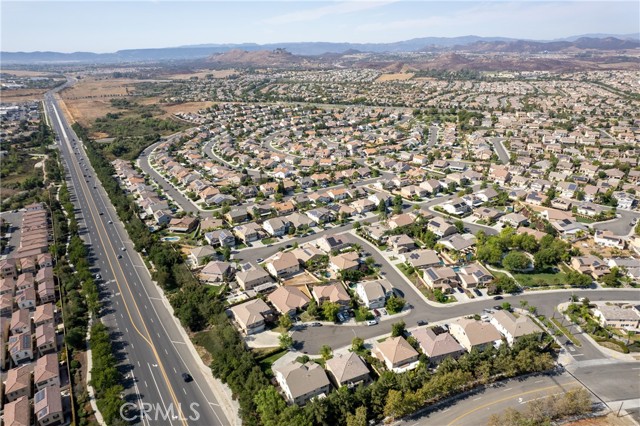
left=264, top=0, right=398, bottom=25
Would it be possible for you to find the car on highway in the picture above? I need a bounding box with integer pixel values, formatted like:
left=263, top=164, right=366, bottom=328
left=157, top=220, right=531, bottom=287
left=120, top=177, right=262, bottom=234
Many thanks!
left=107, top=220, right=113, bottom=224
left=117, top=255, right=123, bottom=259
left=99, top=212, right=104, bottom=215
left=182, top=373, right=193, bottom=382
left=121, top=247, right=126, bottom=251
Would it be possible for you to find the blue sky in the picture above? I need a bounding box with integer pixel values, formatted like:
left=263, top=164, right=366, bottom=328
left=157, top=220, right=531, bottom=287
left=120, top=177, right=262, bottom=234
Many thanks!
left=1, top=1, right=638, bottom=52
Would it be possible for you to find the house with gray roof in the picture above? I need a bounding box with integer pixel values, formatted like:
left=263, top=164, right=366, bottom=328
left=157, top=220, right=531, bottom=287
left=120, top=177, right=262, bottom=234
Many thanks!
left=274, top=361, right=332, bottom=405
left=325, top=352, right=371, bottom=388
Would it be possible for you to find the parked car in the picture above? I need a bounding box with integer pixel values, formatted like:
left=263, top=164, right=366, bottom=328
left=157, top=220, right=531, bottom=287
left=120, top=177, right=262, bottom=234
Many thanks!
left=310, top=322, right=322, bottom=327
left=417, top=319, right=428, bottom=326
left=366, top=319, right=378, bottom=326
left=373, top=309, right=381, bottom=317
left=493, top=295, right=503, bottom=300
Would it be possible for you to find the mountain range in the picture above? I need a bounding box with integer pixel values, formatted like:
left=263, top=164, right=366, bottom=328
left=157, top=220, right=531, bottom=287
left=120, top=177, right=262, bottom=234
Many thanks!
left=2, top=33, right=639, bottom=64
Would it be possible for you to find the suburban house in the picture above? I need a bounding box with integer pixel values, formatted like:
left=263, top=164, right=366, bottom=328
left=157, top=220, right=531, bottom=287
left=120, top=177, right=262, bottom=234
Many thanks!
left=329, top=252, right=360, bottom=272
left=316, top=235, right=350, bottom=253
left=448, top=318, right=502, bottom=352
left=225, top=208, right=248, bottom=224
left=34, top=384, right=64, bottom=426
left=594, top=230, right=625, bottom=249
left=268, top=286, right=310, bottom=316
left=592, top=304, right=640, bottom=330
left=325, top=352, right=371, bottom=388
left=199, top=261, right=235, bottom=283
left=4, top=365, right=32, bottom=402
left=570, top=255, right=609, bottom=280
left=374, top=336, right=420, bottom=373
left=499, top=212, right=528, bottom=228
left=4, top=396, right=30, bottom=426
left=204, top=229, right=236, bottom=247
left=356, top=280, right=387, bottom=309
left=274, top=361, right=332, bottom=405
left=263, top=218, right=289, bottom=237
left=230, top=299, right=273, bottom=334
left=311, top=283, right=351, bottom=310
left=34, top=353, right=60, bottom=390
left=233, top=222, right=263, bottom=243
left=423, top=267, right=460, bottom=292
left=168, top=216, right=199, bottom=233
left=427, top=217, right=457, bottom=237
left=457, top=263, right=493, bottom=288
left=400, top=249, right=441, bottom=270
left=235, top=263, right=273, bottom=291
left=410, top=327, right=465, bottom=365
left=8, top=332, right=32, bottom=364
left=188, top=245, right=216, bottom=267
left=266, top=252, right=301, bottom=279
left=388, top=234, right=416, bottom=254
left=489, top=311, right=542, bottom=345
left=35, top=323, right=56, bottom=356
left=442, top=198, right=471, bottom=216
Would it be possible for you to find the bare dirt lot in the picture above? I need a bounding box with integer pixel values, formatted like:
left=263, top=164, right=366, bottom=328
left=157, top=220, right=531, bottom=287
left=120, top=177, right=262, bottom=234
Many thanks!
left=375, top=72, right=415, bottom=82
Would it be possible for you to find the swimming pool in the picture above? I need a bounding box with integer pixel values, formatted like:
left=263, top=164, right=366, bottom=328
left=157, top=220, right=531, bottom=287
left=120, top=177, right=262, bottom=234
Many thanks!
left=162, top=236, right=180, bottom=242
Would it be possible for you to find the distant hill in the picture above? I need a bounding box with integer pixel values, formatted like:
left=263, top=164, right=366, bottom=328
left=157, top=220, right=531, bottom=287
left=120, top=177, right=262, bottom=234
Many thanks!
left=2, top=34, right=638, bottom=64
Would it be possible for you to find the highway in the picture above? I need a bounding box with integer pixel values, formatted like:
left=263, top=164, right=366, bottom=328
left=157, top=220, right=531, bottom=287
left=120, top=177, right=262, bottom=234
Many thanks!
left=44, top=91, right=236, bottom=426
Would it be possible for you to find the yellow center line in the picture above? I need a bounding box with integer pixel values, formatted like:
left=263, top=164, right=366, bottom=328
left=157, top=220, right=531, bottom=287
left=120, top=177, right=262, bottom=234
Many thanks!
left=51, top=99, right=189, bottom=425
left=446, top=380, right=579, bottom=426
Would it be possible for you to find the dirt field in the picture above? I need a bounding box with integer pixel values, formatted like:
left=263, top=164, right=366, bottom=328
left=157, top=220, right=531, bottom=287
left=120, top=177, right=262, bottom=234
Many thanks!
left=375, top=72, right=415, bottom=82
left=0, top=88, right=49, bottom=103
left=1, top=69, right=61, bottom=77
left=138, top=98, right=215, bottom=116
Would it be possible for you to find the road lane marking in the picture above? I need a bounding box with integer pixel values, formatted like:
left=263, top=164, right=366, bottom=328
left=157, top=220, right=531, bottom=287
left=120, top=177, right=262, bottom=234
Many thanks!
left=183, top=388, right=187, bottom=395
left=534, top=380, right=544, bottom=383
left=446, top=381, right=579, bottom=426
left=503, top=388, right=512, bottom=391
left=50, top=99, right=188, bottom=426
left=473, top=397, right=482, bottom=401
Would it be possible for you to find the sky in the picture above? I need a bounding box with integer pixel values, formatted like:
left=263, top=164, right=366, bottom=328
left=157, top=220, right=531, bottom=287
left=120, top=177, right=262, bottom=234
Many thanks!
left=1, top=0, right=638, bottom=53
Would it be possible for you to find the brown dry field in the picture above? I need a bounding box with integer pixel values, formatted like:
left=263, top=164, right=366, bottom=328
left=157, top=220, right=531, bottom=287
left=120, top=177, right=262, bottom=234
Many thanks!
left=0, top=88, right=49, bottom=103
left=375, top=72, right=415, bottom=82
left=1, top=69, right=61, bottom=77
left=166, top=69, right=237, bottom=80
left=60, top=77, right=215, bottom=127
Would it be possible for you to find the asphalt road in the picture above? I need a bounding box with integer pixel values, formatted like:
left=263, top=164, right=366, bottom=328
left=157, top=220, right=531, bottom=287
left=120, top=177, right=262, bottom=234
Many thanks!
left=45, top=92, right=235, bottom=426
left=291, top=288, right=640, bottom=354
left=399, top=372, right=582, bottom=426
left=490, top=137, right=510, bottom=164
left=592, top=209, right=639, bottom=236
left=139, top=140, right=209, bottom=217
left=427, top=125, right=438, bottom=148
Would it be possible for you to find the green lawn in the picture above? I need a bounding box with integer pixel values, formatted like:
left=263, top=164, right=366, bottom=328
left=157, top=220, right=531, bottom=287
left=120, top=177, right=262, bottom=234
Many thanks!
left=258, top=349, right=288, bottom=378
left=576, top=216, right=595, bottom=224
left=513, top=271, right=569, bottom=287
left=261, top=237, right=276, bottom=245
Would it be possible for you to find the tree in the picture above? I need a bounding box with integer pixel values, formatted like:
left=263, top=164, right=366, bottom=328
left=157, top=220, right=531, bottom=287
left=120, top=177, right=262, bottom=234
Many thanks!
left=476, top=243, right=503, bottom=265
left=346, top=406, right=367, bottom=426
left=502, top=251, right=530, bottom=271
left=320, top=345, right=333, bottom=360
left=494, top=275, right=520, bottom=294
left=351, top=336, right=365, bottom=352
left=322, top=302, right=341, bottom=322
left=601, top=267, right=620, bottom=287
left=454, top=220, right=465, bottom=233
left=386, top=295, right=406, bottom=314
left=391, top=320, right=406, bottom=337
left=434, top=288, right=449, bottom=303
left=306, top=299, right=319, bottom=319
left=279, top=332, right=293, bottom=349
left=221, top=245, right=231, bottom=261
left=501, top=302, right=512, bottom=311
left=279, top=314, right=293, bottom=330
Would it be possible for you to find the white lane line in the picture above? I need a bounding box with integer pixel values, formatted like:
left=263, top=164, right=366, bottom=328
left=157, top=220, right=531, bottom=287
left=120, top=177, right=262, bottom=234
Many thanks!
left=534, top=380, right=544, bottom=383
left=137, top=361, right=141, bottom=367
left=183, top=388, right=187, bottom=395
left=503, top=387, right=512, bottom=392
left=144, top=381, right=148, bottom=388
left=171, top=341, right=186, bottom=345
left=473, top=397, right=482, bottom=401
left=165, top=349, right=169, bottom=355
left=173, top=367, right=177, bottom=373
left=146, top=364, right=175, bottom=426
